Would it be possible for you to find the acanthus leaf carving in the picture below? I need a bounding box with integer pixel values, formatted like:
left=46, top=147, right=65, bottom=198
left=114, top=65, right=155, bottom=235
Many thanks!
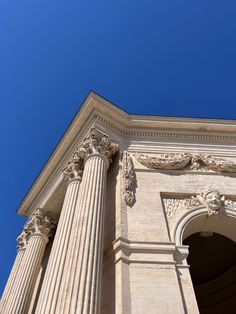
left=63, top=127, right=119, bottom=179
left=121, top=151, right=136, bottom=206
left=25, top=208, right=56, bottom=240
left=77, top=127, right=119, bottom=164
left=63, top=151, right=83, bottom=181
left=16, top=230, right=29, bottom=251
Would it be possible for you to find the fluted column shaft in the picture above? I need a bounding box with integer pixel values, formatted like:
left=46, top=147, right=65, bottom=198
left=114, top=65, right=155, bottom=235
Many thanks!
left=0, top=248, right=25, bottom=312
left=2, top=234, right=47, bottom=314
left=35, top=127, right=118, bottom=314
left=35, top=177, right=82, bottom=313
left=2, top=209, right=55, bottom=314
left=56, top=153, right=108, bottom=314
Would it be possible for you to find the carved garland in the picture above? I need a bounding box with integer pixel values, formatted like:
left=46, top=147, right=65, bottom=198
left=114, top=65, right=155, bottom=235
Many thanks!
left=136, top=152, right=236, bottom=173
left=121, top=151, right=136, bottom=206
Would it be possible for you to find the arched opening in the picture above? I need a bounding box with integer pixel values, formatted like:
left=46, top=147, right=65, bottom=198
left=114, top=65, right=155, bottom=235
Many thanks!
left=183, top=230, right=236, bottom=313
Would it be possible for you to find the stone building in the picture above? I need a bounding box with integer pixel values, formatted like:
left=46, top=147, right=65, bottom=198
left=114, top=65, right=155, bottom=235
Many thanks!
left=1, top=91, right=236, bottom=313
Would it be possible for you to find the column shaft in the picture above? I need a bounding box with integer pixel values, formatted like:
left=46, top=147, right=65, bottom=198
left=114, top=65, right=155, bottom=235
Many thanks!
left=2, top=235, right=47, bottom=314
left=35, top=178, right=81, bottom=313
left=56, top=154, right=107, bottom=314
left=0, top=249, right=24, bottom=312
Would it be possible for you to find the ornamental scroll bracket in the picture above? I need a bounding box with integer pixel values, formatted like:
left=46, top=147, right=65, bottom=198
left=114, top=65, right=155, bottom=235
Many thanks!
left=135, top=152, right=236, bottom=173
left=163, top=189, right=236, bottom=219
left=121, top=151, right=136, bottom=207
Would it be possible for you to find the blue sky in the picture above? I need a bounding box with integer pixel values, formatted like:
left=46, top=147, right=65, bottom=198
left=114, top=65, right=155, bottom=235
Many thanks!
left=0, top=0, right=236, bottom=295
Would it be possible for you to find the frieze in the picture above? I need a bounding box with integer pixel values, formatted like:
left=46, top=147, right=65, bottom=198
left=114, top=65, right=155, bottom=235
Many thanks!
left=163, top=189, right=236, bottom=218
left=121, top=151, right=136, bottom=206
left=136, top=152, right=236, bottom=173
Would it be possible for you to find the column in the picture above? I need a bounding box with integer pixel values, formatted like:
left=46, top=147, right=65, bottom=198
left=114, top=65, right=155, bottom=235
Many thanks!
left=60, top=128, right=118, bottom=314
left=0, top=230, right=28, bottom=312
left=43, top=128, right=118, bottom=314
left=35, top=153, right=83, bottom=313
left=2, top=209, right=55, bottom=314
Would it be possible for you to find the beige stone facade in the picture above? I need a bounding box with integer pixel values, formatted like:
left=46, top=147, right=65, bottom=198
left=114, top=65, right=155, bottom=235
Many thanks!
left=1, top=92, right=236, bottom=313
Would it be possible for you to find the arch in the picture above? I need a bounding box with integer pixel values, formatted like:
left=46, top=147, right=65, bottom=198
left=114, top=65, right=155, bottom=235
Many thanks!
left=173, top=206, right=236, bottom=246
left=173, top=206, right=236, bottom=314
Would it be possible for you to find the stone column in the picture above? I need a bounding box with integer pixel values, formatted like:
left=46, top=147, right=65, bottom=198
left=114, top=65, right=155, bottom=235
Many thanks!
left=52, top=128, right=118, bottom=314
left=2, top=209, right=55, bottom=314
left=0, top=230, right=28, bottom=312
left=35, top=154, right=83, bottom=313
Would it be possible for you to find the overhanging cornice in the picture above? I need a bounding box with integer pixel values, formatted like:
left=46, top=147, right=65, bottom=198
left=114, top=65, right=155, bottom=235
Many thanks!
left=17, top=91, right=236, bottom=216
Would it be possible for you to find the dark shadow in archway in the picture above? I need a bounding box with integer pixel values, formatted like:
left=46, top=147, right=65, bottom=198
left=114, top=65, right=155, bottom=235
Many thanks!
left=184, top=232, right=236, bottom=314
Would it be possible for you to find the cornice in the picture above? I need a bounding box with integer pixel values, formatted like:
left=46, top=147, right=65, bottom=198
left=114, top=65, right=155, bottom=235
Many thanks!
left=17, top=91, right=236, bottom=216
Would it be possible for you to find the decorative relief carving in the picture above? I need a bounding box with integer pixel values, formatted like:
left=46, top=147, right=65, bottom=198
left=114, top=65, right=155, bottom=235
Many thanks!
left=136, top=152, right=236, bottom=173
left=192, top=155, right=236, bottom=172
left=63, top=127, right=119, bottom=181
left=163, top=197, right=201, bottom=219
left=77, top=127, right=119, bottom=164
left=121, top=151, right=136, bottom=206
left=24, top=209, right=56, bottom=239
left=163, top=189, right=236, bottom=219
left=135, top=153, right=191, bottom=170
left=195, top=189, right=224, bottom=216
left=16, top=230, right=28, bottom=251
left=63, top=152, right=83, bottom=181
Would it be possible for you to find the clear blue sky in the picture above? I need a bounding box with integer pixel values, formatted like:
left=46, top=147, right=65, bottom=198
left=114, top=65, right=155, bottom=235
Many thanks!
left=0, top=0, right=236, bottom=295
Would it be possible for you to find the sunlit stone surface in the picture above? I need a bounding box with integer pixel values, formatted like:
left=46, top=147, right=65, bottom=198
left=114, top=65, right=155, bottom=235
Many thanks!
left=2, top=92, right=236, bottom=314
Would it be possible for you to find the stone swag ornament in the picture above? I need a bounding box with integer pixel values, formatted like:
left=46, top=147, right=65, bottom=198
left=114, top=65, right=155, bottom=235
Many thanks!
left=135, top=152, right=236, bottom=173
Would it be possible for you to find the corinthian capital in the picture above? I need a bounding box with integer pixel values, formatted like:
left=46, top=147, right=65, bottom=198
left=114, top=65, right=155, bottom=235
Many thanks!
left=63, top=151, right=83, bottom=181
left=16, top=230, right=28, bottom=251
left=77, top=127, right=119, bottom=164
left=25, top=209, right=56, bottom=240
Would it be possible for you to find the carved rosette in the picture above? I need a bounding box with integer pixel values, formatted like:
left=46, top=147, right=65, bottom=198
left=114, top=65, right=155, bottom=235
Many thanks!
left=121, top=151, right=136, bottom=206
left=75, top=127, right=119, bottom=166
left=135, top=152, right=236, bottom=173
left=63, top=152, right=83, bottom=181
left=25, top=209, right=56, bottom=242
left=16, top=230, right=28, bottom=252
